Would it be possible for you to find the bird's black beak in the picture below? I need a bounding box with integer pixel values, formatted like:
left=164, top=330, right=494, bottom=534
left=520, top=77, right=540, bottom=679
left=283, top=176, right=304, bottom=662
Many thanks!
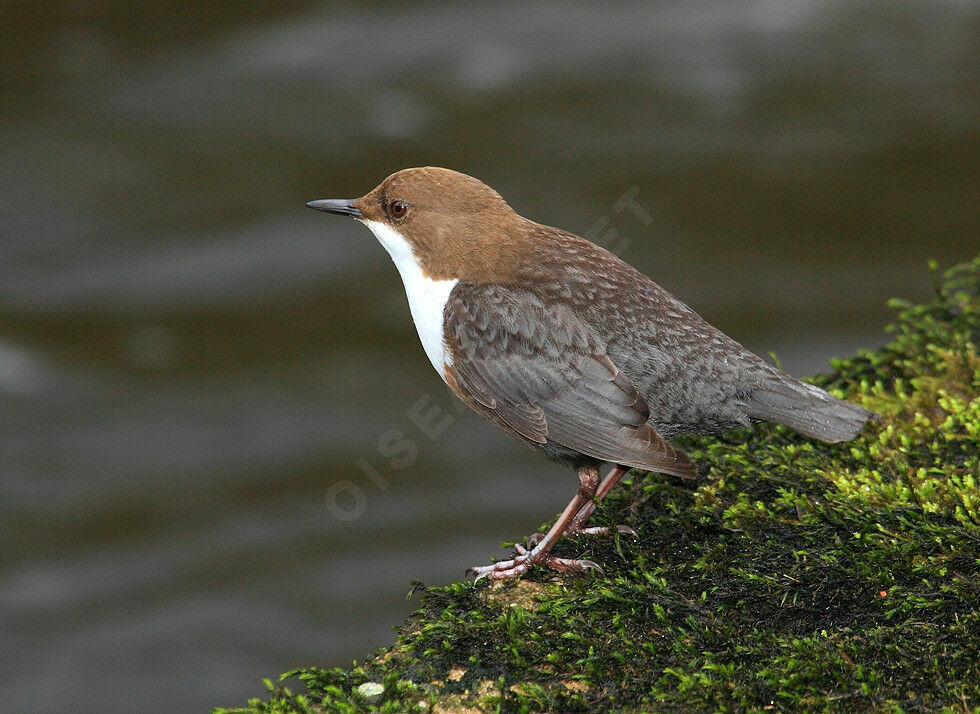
left=305, top=199, right=362, bottom=218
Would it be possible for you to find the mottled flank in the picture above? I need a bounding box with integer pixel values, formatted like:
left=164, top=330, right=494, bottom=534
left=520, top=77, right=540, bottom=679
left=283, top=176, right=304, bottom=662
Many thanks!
left=509, top=222, right=878, bottom=442
left=218, top=257, right=980, bottom=713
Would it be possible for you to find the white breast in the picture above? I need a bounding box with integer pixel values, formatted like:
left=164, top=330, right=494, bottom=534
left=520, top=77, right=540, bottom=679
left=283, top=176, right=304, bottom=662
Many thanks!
left=360, top=219, right=458, bottom=381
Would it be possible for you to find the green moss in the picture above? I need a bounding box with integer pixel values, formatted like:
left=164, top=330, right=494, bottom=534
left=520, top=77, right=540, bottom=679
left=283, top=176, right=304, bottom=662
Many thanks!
left=217, top=257, right=980, bottom=714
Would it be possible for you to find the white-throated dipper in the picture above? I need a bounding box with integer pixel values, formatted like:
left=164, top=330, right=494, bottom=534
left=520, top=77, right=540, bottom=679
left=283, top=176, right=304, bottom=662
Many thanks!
left=307, top=167, right=878, bottom=582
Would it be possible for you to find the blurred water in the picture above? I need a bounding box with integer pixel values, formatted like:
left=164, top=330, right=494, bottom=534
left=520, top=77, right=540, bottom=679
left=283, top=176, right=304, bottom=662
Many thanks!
left=0, top=1, right=977, bottom=711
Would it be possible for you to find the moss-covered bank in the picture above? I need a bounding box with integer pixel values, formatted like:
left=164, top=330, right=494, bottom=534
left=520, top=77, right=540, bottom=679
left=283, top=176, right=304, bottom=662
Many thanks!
left=218, top=257, right=979, bottom=713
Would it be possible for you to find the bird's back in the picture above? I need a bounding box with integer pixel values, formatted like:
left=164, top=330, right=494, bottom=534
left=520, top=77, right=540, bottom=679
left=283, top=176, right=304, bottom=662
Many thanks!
left=516, top=224, right=876, bottom=441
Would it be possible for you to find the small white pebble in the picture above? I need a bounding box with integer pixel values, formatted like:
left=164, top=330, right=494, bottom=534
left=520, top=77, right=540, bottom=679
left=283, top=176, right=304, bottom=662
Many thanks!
left=417, top=701, right=429, bottom=710
left=356, top=682, right=385, bottom=700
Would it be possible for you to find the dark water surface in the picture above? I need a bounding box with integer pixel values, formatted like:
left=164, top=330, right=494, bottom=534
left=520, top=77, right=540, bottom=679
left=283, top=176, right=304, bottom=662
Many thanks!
left=1, top=1, right=977, bottom=711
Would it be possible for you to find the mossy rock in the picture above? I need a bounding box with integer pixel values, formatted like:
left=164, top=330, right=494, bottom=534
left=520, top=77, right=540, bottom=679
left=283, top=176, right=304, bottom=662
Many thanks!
left=218, top=257, right=979, bottom=714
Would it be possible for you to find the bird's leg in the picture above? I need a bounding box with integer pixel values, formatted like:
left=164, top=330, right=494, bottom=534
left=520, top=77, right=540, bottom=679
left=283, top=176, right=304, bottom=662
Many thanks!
left=466, top=466, right=602, bottom=582
left=567, top=463, right=638, bottom=533
left=526, top=464, right=640, bottom=547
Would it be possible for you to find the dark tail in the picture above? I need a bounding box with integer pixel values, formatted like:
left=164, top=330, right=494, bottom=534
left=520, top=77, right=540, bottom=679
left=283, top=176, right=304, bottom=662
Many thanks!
left=745, top=373, right=878, bottom=443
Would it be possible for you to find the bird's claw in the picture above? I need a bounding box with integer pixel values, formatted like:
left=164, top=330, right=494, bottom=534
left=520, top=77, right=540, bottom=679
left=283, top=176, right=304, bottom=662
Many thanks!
left=578, top=524, right=639, bottom=539
left=525, top=524, right=636, bottom=548
left=467, top=552, right=603, bottom=583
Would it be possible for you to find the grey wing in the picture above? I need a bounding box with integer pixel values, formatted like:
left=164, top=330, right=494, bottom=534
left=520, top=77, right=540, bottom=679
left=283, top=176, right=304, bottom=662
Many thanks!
left=444, top=283, right=695, bottom=479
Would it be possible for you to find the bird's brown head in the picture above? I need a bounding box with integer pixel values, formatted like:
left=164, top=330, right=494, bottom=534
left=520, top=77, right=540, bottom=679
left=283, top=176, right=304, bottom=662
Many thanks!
left=308, top=167, right=528, bottom=283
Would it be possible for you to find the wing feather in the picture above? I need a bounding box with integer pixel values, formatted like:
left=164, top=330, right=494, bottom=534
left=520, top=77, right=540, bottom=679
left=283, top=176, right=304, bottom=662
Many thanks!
left=445, top=284, right=695, bottom=478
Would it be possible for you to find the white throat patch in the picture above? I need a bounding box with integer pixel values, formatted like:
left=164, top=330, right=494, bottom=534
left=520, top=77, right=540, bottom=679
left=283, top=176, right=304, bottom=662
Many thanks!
left=360, top=219, right=457, bottom=381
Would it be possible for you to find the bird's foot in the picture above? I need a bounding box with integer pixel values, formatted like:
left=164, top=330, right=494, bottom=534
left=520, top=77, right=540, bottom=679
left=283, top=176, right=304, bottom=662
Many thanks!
left=466, top=542, right=602, bottom=583
left=467, top=465, right=621, bottom=583
left=525, top=524, right=637, bottom=548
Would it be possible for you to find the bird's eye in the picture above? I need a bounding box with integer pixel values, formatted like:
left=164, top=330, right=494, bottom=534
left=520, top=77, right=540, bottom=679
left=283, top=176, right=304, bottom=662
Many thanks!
left=390, top=200, right=408, bottom=218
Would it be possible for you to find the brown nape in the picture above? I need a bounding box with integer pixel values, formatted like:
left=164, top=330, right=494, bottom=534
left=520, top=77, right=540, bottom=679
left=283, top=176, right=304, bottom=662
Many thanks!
left=352, top=166, right=544, bottom=284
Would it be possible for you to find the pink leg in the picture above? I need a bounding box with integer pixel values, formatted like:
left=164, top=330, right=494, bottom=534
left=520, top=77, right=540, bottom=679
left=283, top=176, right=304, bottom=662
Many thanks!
left=568, top=464, right=639, bottom=532
left=526, top=464, right=641, bottom=548
left=467, top=466, right=602, bottom=582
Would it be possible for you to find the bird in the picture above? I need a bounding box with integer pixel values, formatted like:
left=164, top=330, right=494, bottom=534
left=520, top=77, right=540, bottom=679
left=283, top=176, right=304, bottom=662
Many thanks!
left=307, top=167, right=878, bottom=582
